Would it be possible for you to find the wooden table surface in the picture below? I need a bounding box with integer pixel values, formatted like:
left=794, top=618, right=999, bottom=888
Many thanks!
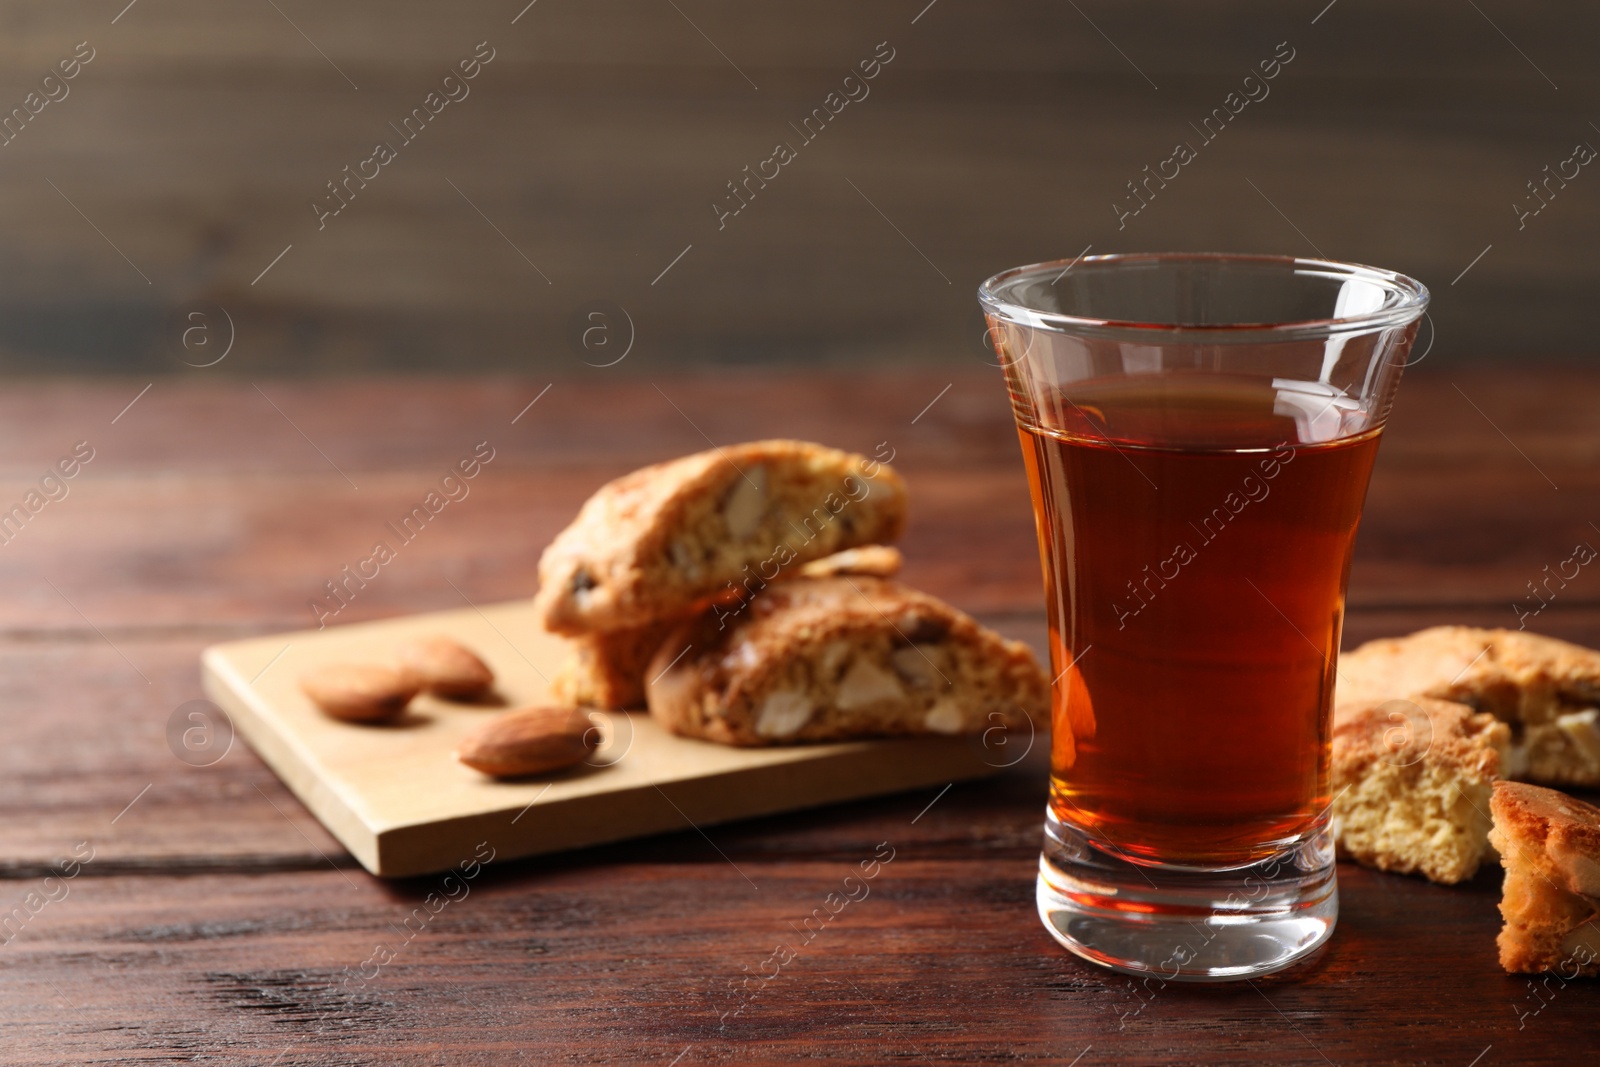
left=2, top=366, right=1596, bottom=1066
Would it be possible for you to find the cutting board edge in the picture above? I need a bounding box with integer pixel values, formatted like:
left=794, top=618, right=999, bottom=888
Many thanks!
left=368, top=739, right=1004, bottom=878
left=201, top=645, right=380, bottom=873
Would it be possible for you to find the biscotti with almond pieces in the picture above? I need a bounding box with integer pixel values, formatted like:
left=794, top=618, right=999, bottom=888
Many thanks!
left=549, top=547, right=907, bottom=710
left=1490, top=781, right=1600, bottom=975
left=534, top=440, right=906, bottom=636
left=645, top=574, right=1047, bottom=745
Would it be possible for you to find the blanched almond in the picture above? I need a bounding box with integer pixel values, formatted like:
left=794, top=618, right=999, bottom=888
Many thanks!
left=457, top=705, right=599, bottom=778
left=836, top=658, right=903, bottom=710
left=754, top=690, right=813, bottom=739
left=721, top=465, right=768, bottom=539
left=922, top=698, right=967, bottom=735
left=300, top=663, right=421, bottom=723
left=397, top=635, right=495, bottom=698
left=798, top=545, right=903, bottom=579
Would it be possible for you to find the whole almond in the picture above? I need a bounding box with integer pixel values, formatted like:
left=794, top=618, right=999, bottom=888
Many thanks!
left=300, top=663, right=422, bottom=723
left=398, top=635, right=495, bottom=698
left=457, top=705, right=598, bottom=778
left=798, top=544, right=904, bottom=580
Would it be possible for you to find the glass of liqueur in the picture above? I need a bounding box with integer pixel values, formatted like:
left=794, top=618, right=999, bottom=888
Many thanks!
left=979, top=254, right=1428, bottom=980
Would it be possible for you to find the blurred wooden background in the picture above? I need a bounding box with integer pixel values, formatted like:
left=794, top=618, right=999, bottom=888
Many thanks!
left=0, top=0, right=1594, bottom=375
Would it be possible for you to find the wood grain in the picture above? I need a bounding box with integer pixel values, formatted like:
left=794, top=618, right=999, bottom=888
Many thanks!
left=0, top=368, right=1594, bottom=633
left=2, top=372, right=1597, bottom=1064
left=3, top=824, right=1595, bottom=1065
left=0, top=639, right=349, bottom=875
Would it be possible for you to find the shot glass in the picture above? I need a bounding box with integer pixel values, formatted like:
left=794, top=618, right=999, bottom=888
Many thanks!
left=979, top=253, right=1429, bottom=980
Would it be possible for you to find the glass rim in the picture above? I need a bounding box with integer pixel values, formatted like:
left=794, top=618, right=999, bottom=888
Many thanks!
left=978, top=252, right=1430, bottom=342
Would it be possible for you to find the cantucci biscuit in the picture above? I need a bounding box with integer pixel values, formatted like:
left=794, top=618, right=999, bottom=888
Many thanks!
left=1330, top=696, right=1508, bottom=884
left=1339, top=627, right=1600, bottom=787
left=550, top=547, right=906, bottom=710
left=645, top=575, right=1046, bottom=746
left=1489, top=781, right=1600, bottom=975
left=534, top=440, right=906, bottom=635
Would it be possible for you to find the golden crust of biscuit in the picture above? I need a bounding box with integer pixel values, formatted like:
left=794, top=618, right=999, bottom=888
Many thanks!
left=1490, top=781, right=1600, bottom=975
left=645, top=575, right=1047, bottom=746
left=1329, top=696, right=1508, bottom=884
left=1492, top=782, right=1600, bottom=887
left=1338, top=626, right=1600, bottom=724
left=1332, top=696, right=1506, bottom=779
left=533, top=441, right=907, bottom=635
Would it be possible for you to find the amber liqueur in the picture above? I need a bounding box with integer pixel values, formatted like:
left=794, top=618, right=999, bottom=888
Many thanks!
left=1019, top=373, right=1381, bottom=865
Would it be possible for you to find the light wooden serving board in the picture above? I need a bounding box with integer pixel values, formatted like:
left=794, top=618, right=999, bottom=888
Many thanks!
left=201, top=600, right=1002, bottom=878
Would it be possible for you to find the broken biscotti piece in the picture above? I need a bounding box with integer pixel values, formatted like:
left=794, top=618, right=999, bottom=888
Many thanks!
left=1489, top=781, right=1600, bottom=975
left=1330, top=696, right=1510, bottom=884
left=548, top=547, right=906, bottom=710
left=645, top=575, right=1048, bottom=746
left=1338, top=626, right=1600, bottom=787
left=533, top=440, right=907, bottom=636
left=549, top=617, right=682, bottom=711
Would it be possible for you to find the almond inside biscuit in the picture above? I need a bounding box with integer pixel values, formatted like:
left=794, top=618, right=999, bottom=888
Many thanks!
left=737, top=627, right=1003, bottom=741
left=647, top=575, right=1047, bottom=747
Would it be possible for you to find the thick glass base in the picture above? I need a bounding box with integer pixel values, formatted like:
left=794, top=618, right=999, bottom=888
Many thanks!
left=1036, top=809, right=1337, bottom=982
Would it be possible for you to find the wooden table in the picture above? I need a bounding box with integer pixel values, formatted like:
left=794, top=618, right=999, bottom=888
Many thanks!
left=1, top=367, right=1595, bottom=1065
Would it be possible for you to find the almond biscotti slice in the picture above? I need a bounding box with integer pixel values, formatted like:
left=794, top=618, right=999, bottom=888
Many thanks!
left=1338, top=626, right=1600, bottom=787
left=1331, top=696, right=1509, bottom=884
left=1489, top=781, right=1600, bottom=975
left=550, top=547, right=906, bottom=710
left=645, top=575, right=1047, bottom=745
left=534, top=441, right=907, bottom=636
